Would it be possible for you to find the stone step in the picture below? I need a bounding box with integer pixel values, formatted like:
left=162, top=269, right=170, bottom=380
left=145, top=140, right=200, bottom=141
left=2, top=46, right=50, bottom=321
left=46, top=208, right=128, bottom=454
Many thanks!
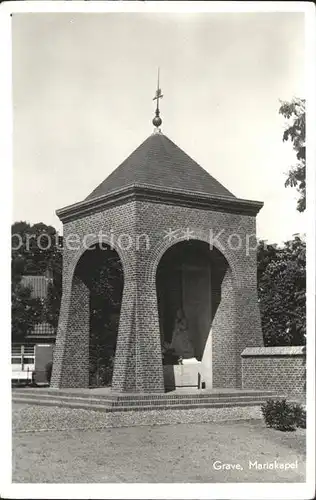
left=12, top=392, right=280, bottom=407
left=102, top=395, right=280, bottom=407
left=13, top=393, right=112, bottom=405
left=12, top=388, right=279, bottom=401
left=12, top=396, right=271, bottom=413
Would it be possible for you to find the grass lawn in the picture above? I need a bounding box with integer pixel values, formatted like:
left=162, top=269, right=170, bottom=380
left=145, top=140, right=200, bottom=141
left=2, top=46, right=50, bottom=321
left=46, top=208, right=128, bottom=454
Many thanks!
left=12, top=403, right=306, bottom=483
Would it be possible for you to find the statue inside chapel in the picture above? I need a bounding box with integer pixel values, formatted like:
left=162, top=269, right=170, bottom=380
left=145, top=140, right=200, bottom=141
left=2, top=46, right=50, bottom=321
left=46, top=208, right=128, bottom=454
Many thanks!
left=170, top=308, right=195, bottom=360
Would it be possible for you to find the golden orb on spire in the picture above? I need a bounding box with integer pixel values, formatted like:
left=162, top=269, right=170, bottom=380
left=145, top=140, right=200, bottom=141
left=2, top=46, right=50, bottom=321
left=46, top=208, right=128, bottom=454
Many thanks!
left=153, top=112, right=162, bottom=128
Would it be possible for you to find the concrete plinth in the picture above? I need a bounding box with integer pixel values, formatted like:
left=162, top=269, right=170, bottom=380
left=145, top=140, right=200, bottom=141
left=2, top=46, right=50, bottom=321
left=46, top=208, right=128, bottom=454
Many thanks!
left=163, top=360, right=202, bottom=390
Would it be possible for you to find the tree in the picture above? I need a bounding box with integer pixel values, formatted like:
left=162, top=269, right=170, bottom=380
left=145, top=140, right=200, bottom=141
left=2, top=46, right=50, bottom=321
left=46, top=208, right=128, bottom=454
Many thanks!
left=11, top=281, right=43, bottom=342
left=279, top=98, right=306, bottom=212
left=11, top=221, right=63, bottom=342
left=257, top=240, right=279, bottom=283
left=11, top=221, right=62, bottom=277
left=257, top=236, right=306, bottom=346
left=255, top=99, right=306, bottom=347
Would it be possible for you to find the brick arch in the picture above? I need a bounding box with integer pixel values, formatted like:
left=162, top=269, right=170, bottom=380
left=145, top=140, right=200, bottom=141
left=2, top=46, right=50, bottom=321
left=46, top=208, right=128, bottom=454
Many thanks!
left=67, top=235, right=127, bottom=286
left=145, top=235, right=239, bottom=285
left=51, top=235, right=126, bottom=389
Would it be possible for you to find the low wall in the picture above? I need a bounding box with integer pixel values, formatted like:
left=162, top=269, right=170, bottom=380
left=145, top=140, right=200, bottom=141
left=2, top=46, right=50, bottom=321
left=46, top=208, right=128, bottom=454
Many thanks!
left=241, top=346, right=306, bottom=400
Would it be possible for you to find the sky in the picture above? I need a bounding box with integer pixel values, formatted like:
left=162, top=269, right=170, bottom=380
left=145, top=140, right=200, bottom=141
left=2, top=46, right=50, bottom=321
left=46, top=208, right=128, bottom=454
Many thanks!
left=12, top=11, right=306, bottom=243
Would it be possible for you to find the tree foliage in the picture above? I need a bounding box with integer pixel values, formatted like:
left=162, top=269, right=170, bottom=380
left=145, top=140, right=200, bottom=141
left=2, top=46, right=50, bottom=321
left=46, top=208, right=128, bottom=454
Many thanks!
left=11, top=221, right=63, bottom=342
left=279, top=97, right=306, bottom=212
left=257, top=236, right=306, bottom=346
left=12, top=221, right=62, bottom=275
left=11, top=282, right=43, bottom=342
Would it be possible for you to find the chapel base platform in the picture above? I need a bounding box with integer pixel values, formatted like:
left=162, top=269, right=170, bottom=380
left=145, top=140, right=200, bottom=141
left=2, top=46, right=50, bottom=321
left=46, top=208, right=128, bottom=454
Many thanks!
left=12, top=387, right=285, bottom=425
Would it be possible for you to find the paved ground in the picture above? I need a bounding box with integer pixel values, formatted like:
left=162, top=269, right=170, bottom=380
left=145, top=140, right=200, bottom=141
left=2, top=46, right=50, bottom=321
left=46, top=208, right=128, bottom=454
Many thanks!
left=12, top=403, right=306, bottom=483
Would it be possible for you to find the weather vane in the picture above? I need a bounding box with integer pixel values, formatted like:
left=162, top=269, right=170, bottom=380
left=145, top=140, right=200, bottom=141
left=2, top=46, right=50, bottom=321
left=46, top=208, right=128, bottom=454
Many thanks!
left=152, top=68, right=163, bottom=131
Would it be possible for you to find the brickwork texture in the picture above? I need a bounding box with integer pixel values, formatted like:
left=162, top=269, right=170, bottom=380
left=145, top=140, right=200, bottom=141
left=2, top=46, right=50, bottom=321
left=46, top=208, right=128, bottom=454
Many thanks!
left=241, top=346, right=306, bottom=399
left=51, top=197, right=263, bottom=393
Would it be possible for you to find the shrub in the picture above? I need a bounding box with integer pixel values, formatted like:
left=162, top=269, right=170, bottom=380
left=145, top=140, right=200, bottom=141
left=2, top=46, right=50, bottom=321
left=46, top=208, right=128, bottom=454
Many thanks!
left=261, top=399, right=298, bottom=431
left=292, top=403, right=306, bottom=428
left=45, top=361, right=53, bottom=385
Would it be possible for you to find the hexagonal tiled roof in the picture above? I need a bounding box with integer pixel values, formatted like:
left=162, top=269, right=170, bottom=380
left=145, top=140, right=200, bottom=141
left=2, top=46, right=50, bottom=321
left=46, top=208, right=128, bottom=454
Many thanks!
left=85, top=133, right=236, bottom=201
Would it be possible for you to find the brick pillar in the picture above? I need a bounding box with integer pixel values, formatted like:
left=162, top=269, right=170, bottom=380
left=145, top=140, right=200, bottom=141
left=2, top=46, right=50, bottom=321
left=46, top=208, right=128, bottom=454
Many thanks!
left=111, top=274, right=137, bottom=392
left=51, top=274, right=90, bottom=388
left=135, top=280, right=165, bottom=393
left=211, top=268, right=263, bottom=390
left=235, top=285, right=263, bottom=387
left=212, top=268, right=237, bottom=388
left=111, top=269, right=164, bottom=393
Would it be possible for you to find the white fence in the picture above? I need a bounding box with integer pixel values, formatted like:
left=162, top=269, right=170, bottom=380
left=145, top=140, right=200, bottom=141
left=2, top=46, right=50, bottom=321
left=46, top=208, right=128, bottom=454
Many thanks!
left=11, top=345, right=35, bottom=382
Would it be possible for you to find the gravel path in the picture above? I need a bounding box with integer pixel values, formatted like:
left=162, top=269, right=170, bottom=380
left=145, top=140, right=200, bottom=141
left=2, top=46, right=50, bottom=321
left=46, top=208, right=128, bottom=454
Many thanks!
left=12, top=402, right=262, bottom=432
left=12, top=403, right=306, bottom=483
left=13, top=403, right=112, bottom=432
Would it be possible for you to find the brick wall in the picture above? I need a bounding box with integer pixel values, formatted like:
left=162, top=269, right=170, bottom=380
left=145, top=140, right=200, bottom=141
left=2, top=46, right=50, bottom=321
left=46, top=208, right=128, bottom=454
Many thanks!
left=51, top=197, right=263, bottom=392
left=241, top=346, right=306, bottom=399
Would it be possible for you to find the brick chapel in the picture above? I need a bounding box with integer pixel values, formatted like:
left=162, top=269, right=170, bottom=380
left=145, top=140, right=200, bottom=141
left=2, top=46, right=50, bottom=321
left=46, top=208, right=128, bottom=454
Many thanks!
left=51, top=82, right=264, bottom=393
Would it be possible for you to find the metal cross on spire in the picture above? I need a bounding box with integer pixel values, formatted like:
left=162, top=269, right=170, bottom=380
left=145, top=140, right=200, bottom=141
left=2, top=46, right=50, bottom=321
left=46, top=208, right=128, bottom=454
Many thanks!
left=152, top=67, right=163, bottom=131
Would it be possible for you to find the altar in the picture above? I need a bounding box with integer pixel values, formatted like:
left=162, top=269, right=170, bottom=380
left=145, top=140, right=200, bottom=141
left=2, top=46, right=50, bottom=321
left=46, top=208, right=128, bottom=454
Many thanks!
left=163, top=358, right=203, bottom=390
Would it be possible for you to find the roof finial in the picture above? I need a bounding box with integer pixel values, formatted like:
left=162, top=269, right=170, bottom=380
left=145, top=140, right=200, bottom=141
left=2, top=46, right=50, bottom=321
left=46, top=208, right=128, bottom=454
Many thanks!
left=152, top=67, right=163, bottom=132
